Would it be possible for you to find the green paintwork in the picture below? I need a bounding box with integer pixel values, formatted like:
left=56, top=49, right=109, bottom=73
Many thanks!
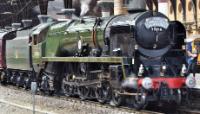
left=31, top=22, right=56, bottom=65
left=32, top=43, right=42, bottom=64
left=34, top=16, right=131, bottom=78
left=45, top=21, right=72, bottom=57
left=44, top=17, right=111, bottom=58
left=31, top=23, right=53, bottom=35
left=6, top=29, right=32, bottom=70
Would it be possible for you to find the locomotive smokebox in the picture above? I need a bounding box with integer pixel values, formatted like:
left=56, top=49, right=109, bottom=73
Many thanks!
left=135, top=11, right=171, bottom=57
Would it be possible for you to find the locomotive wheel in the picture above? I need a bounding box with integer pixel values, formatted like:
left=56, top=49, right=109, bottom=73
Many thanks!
left=62, top=83, right=74, bottom=97
left=61, top=72, right=74, bottom=97
left=16, top=75, right=24, bottom=87
left=133, top=88, right=147, bottom=110
left=182, top=88, right=191, bottom=104
left=0, top=72, right=6, bottom=84
left=6, top=72, right=12, bottom=83
left=110, top=90, right=122, bottom=107
left=39, top=72, right=55, bottom=96
left=10, top=73, right=17, bottom=85
left=95, top=83, right=111, bottom=103
left=78, top=86, right=89, bottom=100
left=174, top=89, right=182, bottom=105
left=24, top=77, right=31, bottom=90
left=40, top=76, right=49, bottom=94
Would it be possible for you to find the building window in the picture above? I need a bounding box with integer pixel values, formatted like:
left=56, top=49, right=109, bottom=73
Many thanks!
left=123, top=0, right=130, bottom=7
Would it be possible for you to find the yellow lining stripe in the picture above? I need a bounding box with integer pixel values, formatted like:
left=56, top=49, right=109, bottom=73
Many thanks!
left=42, top=57, right=124, bottom=63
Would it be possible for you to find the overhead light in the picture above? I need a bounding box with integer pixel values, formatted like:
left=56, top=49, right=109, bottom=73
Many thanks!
left=1, top=12, right=13, bottom=15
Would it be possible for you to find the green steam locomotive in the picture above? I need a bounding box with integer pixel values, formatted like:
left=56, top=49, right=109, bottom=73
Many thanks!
left=0, top=10, right=195, bottom=109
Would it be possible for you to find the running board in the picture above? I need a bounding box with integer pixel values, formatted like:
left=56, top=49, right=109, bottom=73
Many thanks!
left=42, top=57, right=125, bottom=63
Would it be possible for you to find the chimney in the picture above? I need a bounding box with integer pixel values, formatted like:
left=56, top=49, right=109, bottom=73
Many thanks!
left=114, top=0, right=128, bottom=15
left=158, top=0, right=168, bottom=16
left=22, top=20, right=32, bottom=28
left=59, top=8, right=76, bottom=19
left=11, top=23, right=21, bottom=31
left=38, top=15, right=51, bottom=23
left=98, top=0, right=114, bottom=17
left=4, top=26, right=12, bottom=31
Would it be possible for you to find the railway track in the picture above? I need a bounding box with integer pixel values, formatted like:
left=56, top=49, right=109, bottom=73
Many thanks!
left=3, top=84, right=200, bottom=114
left=177, top=106, right=200, bottom=114
left=0, top=84, right=162, bottom=114
left=0, top=99, right=55, bottom=114
left=175, top=88, right=200, bottom=114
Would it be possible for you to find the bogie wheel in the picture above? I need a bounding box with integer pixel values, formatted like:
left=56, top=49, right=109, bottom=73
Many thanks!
left=78, top=86, right=89, bottom=100
left=182, top=88, right=192, bottom=107
left=174, top=89, right=182, bottom=105
left=95, top=83, right=111, bottom=103
left=110, top=90, right=122, bottom=107
left=133, top=88, right=148, bottom=110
